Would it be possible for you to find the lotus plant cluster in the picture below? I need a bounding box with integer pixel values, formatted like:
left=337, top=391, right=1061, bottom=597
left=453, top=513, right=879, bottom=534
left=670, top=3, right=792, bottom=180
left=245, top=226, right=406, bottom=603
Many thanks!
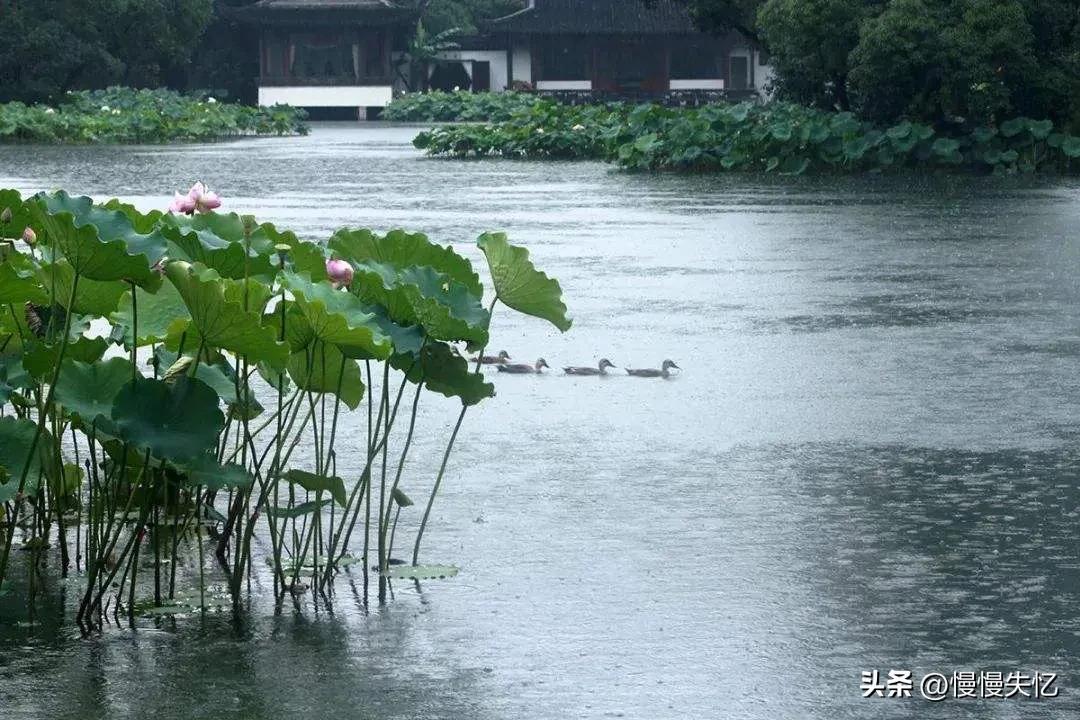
left=413, top=98, right=1080, bottom=174
left=0, top=186, right=570, bottom=629
left=0, top=87, right=307, bottom=144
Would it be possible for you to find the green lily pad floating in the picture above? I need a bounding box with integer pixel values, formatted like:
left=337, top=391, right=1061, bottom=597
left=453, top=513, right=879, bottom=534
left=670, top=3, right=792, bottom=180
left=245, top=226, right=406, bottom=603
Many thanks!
left=383, top=564, right=459, bottom=580
left=111, top=375, right=224, bottom=462
left=477, top=232, right=571, bottom=332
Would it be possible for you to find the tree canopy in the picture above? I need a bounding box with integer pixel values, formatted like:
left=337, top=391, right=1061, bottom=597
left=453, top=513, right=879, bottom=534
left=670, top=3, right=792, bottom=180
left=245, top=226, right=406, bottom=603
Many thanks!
left=672, top=0, right=1080, bottom=128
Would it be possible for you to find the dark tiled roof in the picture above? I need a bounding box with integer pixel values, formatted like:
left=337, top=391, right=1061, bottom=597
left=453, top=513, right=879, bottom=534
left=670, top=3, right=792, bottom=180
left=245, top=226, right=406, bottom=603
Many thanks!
left=489, top=0, right=698, bottom=34
left=241, top=0, right=414, bottom=25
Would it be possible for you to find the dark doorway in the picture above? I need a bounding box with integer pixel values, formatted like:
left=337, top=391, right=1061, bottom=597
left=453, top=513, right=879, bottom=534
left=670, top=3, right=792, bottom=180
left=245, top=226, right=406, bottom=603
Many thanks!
left=729, top=55, right=749, bottom=90
left=429, top=62, right=471, bottom=92
left=472, top=61, right=491, bottom=92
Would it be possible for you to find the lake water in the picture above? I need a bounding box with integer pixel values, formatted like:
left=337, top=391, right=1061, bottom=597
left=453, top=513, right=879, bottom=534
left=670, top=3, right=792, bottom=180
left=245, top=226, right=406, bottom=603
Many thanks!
left=2, top=124, right=1080, bottom=719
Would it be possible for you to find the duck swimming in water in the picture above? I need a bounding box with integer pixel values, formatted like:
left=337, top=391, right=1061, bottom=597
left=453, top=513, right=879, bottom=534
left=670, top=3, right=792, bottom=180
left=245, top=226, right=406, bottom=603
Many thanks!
left=626, top=359, right=680, bottom=378
left=564, top=358, right=616, bottom=376
left=473, top=349, right=511, bottom=365
left=497, top=358, right=549, bottom=374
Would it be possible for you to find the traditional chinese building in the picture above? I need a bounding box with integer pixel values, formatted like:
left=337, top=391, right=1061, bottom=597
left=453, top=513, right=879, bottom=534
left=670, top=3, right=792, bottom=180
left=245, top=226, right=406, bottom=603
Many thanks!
left=242, top=0, right=412, bottom=116
left=482, top=0, right=770, bottom=97
left=241, top=0, right=770, bottom=116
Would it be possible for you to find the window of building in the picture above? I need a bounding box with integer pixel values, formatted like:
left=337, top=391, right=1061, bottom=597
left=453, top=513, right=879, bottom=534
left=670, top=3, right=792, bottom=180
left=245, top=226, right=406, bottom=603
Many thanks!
left=670, top=40, right=722, bottom=79
left=538, top=39, right=588, bottom=81
left=291, top=33, right=354, bottom=79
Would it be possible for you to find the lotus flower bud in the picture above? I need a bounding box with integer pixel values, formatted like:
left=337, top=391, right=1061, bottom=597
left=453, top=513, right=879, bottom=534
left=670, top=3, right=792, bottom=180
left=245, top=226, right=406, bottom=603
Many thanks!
left=22, top=227, right=36, bottom=246
left=0, top=207, right=11, bottom=224
left=168, top=191, right=196, bottom=215
left=326, top=258, right=354, bottom=289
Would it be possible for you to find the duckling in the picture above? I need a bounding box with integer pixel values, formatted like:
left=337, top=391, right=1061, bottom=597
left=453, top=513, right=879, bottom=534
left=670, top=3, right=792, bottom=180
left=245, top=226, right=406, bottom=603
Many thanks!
left=497, top=358, right=549, bottom=374
left=473, top=349, right=511, bottom=365
left=564, top=358, right=616, bottom=376
left=626, top=359, right=680, bottom=378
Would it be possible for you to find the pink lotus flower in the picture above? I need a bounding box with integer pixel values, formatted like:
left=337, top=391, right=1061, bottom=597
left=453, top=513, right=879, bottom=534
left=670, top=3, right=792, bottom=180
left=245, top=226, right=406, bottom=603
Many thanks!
left=168, top=181, right=222, bottom=215
left=22, top=227, right=36, bottom=246
left=168, top=192, right=196, bottom=214
left=326, top=258, right=354, bottom=289
left=188, top=181, right=222, bottom=213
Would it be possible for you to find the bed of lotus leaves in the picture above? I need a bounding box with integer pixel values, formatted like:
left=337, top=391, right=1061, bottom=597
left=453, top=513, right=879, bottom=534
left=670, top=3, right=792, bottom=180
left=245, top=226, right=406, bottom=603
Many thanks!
left=0, top=188, right=568, bottom=625
left=414, top=100, right=1080, bottom=174
left=0, top=87, right=308, bottom=144
left=383, top=90, right=545, bottom=122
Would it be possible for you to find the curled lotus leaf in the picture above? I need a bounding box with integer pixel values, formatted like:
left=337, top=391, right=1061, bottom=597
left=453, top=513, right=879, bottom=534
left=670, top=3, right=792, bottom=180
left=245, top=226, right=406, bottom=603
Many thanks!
left=53, top=357, right=136, bottom=429
left=30, top=191, right=167, bottom=288
left=329, top=228, right=482, bottom=296
left=0, top=255, right=47, bottom=305
left=280, top=271, right=392, bottom=359
left=390, top=341, right=494, bottom=406
left=282, top=469, right=347, bottom=507
left=111, top=375, right=224, bottom=462
left=0, top=416, right=56, bottom=502
left=162, top=224, right=276, bottom=280
left=39, top=260, right=126, bottom=317
left=164, top=261, right=288, bottom=368
left=287, top=341, right=365, bottom=410
left=111, top=280, right=189, bottom=347
left=477, top=232, right=571, bottom=332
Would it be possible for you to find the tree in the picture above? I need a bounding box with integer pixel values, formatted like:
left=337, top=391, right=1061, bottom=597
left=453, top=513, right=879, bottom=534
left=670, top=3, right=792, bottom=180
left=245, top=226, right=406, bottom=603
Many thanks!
left=847, top=0, right=1039, bottom=126
left=757, top=0, right=872, bottom=110
left=0, top=0, right=213, bottom=104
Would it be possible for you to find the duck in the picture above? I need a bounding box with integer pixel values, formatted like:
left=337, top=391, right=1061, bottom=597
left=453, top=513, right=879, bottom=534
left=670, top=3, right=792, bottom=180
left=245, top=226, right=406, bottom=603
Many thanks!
left=497, top=358, right=549, bottom=374
left=564, top=358, right=616, bottom=376
left=626, top=359, right=680, bottom=378
left=473, top=349, right=511, bottom=365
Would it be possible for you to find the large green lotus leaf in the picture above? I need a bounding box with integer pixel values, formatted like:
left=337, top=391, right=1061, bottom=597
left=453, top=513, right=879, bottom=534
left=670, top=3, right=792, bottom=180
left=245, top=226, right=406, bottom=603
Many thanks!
left=354, top=262, right=489, bottom=346
left=154, top=346, right=262, bottom=418
left=164, top=261, right=288, bottom=367
left=31, top=191, right=167, bottom=288
left=0, top=417, right=56, bottom=502
left=390, top=342, right=494, bottom=406
left=329, top=228, right=482, bottom=296
left=0, top=189, right=33, bottom=239
left=286, top=342, right=364, bottom=409
left=280, top=271, right=391, bottom=359
left=368, top=304, right=424, bottom=357
left=111, top=280, right=189, bottom=347
left=0, top=255, right=47, bottom=304
left=38, top=260, right=126, bottom=317
left=23, top=336, right=109, bottom=380
left=53, top=357, right=137, bottom=426
left=477, top=232, right=571, bottom=332
left=223, top=276, right=275, bottom=315
left=163, top=224, right=276, bottom=280
left=180, top=455, right=254, bottom=491
left=111, top=375, right=224, bottom=462
left=100, top=199, right=164, bottom=234
left=282, top=469, right=347, bottom=507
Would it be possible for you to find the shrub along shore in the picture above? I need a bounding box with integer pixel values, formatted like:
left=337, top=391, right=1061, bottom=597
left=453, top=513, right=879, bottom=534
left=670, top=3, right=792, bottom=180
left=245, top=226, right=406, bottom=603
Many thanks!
left=406, top=95, right=1080, bottom=174
left=0, top=87, right=308, bottom=144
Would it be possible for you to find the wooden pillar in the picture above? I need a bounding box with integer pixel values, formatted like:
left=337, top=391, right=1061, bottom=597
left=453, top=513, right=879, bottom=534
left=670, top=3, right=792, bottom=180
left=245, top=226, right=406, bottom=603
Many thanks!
left=506, top=35, right=514, bottom=89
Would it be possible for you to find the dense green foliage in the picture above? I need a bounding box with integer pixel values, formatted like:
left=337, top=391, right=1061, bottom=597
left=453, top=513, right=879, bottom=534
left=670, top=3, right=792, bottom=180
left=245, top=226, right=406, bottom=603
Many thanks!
left=671, top=0, right=1080, bottom=128
left=423, top=0, right=524, bottom=34
left=0, top=88, right=307, bottom=144
left=384, top=91, right=545, bottom=121
left=414, top=98, right=1080, bottom=173
left=0, top=0, right=214, bottom=104
left=0, top=186, right=569, bottom=621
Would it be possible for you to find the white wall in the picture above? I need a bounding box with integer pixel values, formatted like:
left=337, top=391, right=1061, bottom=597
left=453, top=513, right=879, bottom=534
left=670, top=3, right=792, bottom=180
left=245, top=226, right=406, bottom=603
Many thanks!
left=754, top=51, right=775, bottom=97
left=435, top=50, right=510, bottom=91
left=258, top=85, right=393, bottom=108
left=511, top=45, right=532, bottom=85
